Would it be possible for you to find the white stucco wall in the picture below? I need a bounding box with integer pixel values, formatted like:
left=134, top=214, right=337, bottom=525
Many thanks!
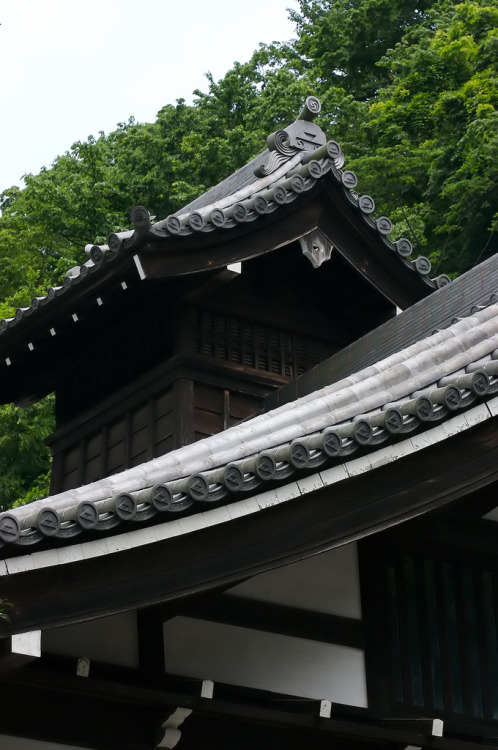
left=163, top=616, right=367, bottom=706
left=227, top=543, right=361, bottom=618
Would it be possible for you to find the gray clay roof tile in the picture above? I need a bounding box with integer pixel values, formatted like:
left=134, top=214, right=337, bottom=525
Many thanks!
left=1, top=300, right=497, bottom=551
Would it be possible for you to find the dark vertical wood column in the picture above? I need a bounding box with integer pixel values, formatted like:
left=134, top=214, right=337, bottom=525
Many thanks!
left=137, top=607, right=166, bottom=679
left=173, top=379, right=194, bottom=448
left=49, top=451, right=64, bottom=495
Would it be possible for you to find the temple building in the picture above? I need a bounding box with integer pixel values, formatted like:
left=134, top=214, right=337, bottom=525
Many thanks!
left=0, top=97, right=497, bottom=750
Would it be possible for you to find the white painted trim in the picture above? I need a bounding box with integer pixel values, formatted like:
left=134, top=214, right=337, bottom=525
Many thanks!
left=432, top=719, right=444, bottom=737
left=201, top=680, right=214, bottom=699
left=1, top=399, right=496, bottom=577
left=133, top=254, right=146, bottom=280
left=320, top=699, right=332, bottom=718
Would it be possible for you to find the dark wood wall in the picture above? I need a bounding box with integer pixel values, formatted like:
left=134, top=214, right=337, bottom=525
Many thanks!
left=48, top=245, right=395, bottom=494
left=49, top=305, right=337, bottom=493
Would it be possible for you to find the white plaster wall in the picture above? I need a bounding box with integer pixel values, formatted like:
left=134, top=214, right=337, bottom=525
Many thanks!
left=0, top=737, right=92, bottom=750
left=42, top=610, right=139, bottom=668
left=163, top=617, right=367, bottom=706
left=227, top=543, right=361, bottom=619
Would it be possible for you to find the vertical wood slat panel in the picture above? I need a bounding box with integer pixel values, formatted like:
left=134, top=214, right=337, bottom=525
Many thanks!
left=414, top=555, right=433, bottom=709
left=123, top=411, right=131, bottom=470
left=423, top=558, right=444, bottom=710
left=453, top=561, right=476, bottom=716
left=435, top=559, right=458, bottom=713
left=54, top=386, right=178, bottom=491
left=107, top=416, right=126, bottom=476
left=403, top=554, right=424, bottom=707
left=78, top=437, right=87, bottom=488
left=475, top=569, right=493, bottom=718
left=442, top=562, right=464, bottom=713
left=374, top=551, right=498, bottom=720
left=223, top=390, right=230, bottom=431
left=387, top=565, right=404, bottom=704
left=394, top=557, right=414, bottom=706
left=85, top=431, right=104, bottom=484
left=462, top=566, right=483, bottom=716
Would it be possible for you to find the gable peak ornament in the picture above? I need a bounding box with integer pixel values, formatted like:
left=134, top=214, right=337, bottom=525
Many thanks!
left=255, top=96, right=327, bottom=177
left=299, top=228, right=334, bottom=268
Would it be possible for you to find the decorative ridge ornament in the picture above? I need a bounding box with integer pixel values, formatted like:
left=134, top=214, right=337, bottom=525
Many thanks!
left=254, top=96, right=327, bottom=178
left=253, top=150, right=289, bottom=177
left=299, top=228, right=334, bottom=268
left=297, top=96, right=322, bottom=121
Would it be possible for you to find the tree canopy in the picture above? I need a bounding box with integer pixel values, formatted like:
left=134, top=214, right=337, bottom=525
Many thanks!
left=0, top=0, right=496, bottom=508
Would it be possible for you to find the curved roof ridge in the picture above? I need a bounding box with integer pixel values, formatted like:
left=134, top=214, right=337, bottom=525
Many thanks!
left=170, top=152, right=305, bottom=222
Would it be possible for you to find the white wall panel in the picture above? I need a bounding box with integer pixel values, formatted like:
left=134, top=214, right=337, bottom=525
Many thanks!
left=164, top=616, right=367, bottom=706
left=228, top=543, right=361, bottom=619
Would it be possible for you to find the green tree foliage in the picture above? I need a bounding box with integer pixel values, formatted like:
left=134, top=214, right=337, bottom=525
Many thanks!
left=0, top=397, right=54, bottom=510
left=0, top=0, right=496, bottom=508
left=289, top=0, right=436, bottom=100
left=348, top=0, right=498, bottom=273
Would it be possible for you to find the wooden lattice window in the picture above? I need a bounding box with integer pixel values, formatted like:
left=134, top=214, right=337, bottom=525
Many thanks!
left=193, top=308, right=334, bottom=378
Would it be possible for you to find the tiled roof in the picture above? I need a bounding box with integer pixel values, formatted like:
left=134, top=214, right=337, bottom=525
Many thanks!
left=1, top=301, right=497, bottom=552
left=0, top=97, right=448, bottom=348
left=267, top=253, right=498, bottom=408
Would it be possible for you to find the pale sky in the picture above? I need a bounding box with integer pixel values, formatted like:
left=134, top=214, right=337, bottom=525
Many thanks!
left=0, top=0, right=299, bottom=192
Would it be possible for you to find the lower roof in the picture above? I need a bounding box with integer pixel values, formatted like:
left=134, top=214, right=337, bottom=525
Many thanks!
left=1, top=398, right=497, bottom=635
left=1, top=295, right=498, bottom=560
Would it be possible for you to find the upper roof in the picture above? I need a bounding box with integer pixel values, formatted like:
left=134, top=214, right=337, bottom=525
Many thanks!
left=0, top=96, right=450, bottom=405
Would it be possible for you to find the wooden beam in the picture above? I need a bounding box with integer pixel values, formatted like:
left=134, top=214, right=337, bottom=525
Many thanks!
left=0, top=661, right=497, bottom=750
left=137, top=607, right=166, bottom=679
left=175, top=594, right=365, bottom=649
left=137, top=590, right=364, bottom=649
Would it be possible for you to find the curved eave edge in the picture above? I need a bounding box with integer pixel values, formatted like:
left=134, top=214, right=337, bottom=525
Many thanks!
left=0, top=149, right=447, bottom=353
left=2, top=396, right=496, bottom=578
left=133, top=165, right=441, bottom=298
